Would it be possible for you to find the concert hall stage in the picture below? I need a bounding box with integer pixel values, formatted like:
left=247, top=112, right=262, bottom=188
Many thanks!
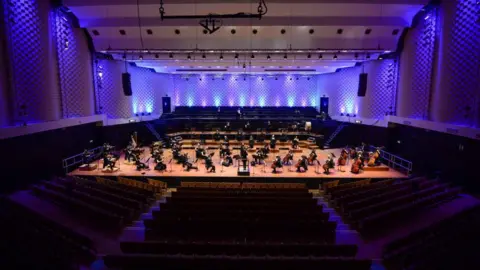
left=70, top=147, right=407, bottom=187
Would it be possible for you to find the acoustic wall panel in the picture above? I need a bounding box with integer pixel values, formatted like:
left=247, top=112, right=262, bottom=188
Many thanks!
left=172, top=74, right=318, bottom=108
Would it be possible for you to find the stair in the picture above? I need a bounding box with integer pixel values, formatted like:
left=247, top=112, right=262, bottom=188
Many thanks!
left=144, top=122, right=163, bottom=142
left=324, top=122, right=346, bottom=148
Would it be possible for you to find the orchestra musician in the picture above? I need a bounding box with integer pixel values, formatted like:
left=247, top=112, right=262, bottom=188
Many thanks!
left=195, top=143, right=207, bottom=163
left=307, top=149, right=318, bottom=165
left=222, top=154, right=234, bottom=167
left=351, top=153, right=364, bottom=174
left=322, top=153, right=336, bottom=175
left=280, top=132, right=288, bottom=142
left=213, top=130, right=221, bottom=141
left=257, top=131, right=266, bottom=142
left=253, top=148, right=266, bottom=164
left=133, top=155, right=149, bottom=171
left=282, top=150, right=294, bottom=165
left=181, top=154, right=198, bottom=171
left=267, top=121, right=272, bottom=130
left=244, top=121, right=251, bottom=131
left=151, top=148, right=164, bottom=163
left=271, top=156, right=283, bottom=173
left=295, top=156, right=308, bottom=172
left=223, top=135, right=229, bottom=145
left=102, top=152, right=117, bottom=171
left=236, top=130, right=244, bottom=142
left=262, top=143, right=270, bottom=155
left=337, top=148, right=348, bottom=172
left=205, top=153, right=216, bottom=173
left=237, top=108, right=242, bottom=119
left=82, top=149, right=94, bottom=165
left=368, top=148, right=381, bottom=167
left=154, top=155, right=167, bottom=171
left=224, top=122, right=231, bottom=132
left=292, top=136, right=300, bottom=149
left=249, top=135, right=255, bottom=149
left=219, top=143, right=231, bottom=158
left=270, top=135, right=276, bottom=149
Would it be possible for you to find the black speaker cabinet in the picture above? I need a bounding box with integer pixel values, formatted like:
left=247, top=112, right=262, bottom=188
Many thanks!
left=162, top=96, right=171, bottom=114
left=358, top=73, right=368, bottom=97
left=320, top=97, right=329, bottom=114
left=122, top=73, right=132, bottom=96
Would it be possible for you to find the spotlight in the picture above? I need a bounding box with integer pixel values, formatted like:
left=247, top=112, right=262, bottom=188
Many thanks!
left=318, top=54, right=323, bottom=59
left=187, top=54, right=191, bottom=60
left=251, top=54, right=255, bottom=59
left=333, top=54, right=338, bottom=60
left=284, top=54, right=287, bottom=59
left=267, top=54, right=271, bottom=60
left=307, top=53, right=311, bottom=58
left=355, top=120, right=362, bottom=124
left=202, top=53, right=206, bottom=58
left=169, top=53, right=173, bottom=58
left=235, top=53, right=239, bottom=59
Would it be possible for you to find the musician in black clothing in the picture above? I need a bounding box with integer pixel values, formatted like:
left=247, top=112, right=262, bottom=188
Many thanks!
left=181, top=154, right=198, bottom=171
left=292, top=136, right=300, bottom=149
left=213, top=130, right=221, bottom=141
left=195, top=144, right=207, bottom=163
left=237, top=108, right=242, bottom=119
left=224, top=122, right=231, bottom=132
left=205, top=153, right=216, bottom=173
left=222, top=154, right=233, bottom=167
left=296, top=156, right=308, bottom=172
left=154, top=155, right=167, bottom=171
left=270, top=135, right=276, bottom=149
left=249, top=135, right=255, bottom=149
left=271, top=156, right=283, bottom=173
left=219, top=143, right=231, bottom=158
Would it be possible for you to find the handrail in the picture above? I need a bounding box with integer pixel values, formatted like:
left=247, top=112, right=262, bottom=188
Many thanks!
left=369, top=145, right=413, bottom=176
left=62, top=146, right=104, bottom=174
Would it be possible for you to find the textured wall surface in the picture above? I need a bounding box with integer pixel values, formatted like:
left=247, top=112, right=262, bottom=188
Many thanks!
left=54, top=9, right=94, bottom=118
left=0, top=1, right=12, bottom=127
left=172, top=74, right=319, bottom=108
left=432, top=0, right=480, bottom=127
left=94, top=59, right=172, bottom=118
left=397, top=8, right=438, bottom=120
left=317, top=59, right=398, bottom=119
left=3, top=0, right=61, bottom=123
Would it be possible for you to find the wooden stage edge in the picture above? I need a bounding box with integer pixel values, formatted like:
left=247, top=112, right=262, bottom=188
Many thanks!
left=70, top=148, right=408, bottom=181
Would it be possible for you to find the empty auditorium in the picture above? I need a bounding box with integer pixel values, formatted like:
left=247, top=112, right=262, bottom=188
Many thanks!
left=1, top=0, right=480, bottom=269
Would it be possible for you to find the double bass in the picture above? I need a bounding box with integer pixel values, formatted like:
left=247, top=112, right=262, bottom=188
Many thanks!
left=367, top=148, right=381, bottom=167
left=307, top=150, right=317, bottom=165
left=337, top=148, right=348, bottom=166
left=351, top=158, right=362, bottom=174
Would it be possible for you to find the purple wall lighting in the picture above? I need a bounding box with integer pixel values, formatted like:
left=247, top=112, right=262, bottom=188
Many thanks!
left=172, top=74, right=318, bottom=108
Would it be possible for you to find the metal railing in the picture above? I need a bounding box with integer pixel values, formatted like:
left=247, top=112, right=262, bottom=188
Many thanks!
left=62, top=146, right=104, bottom=174
left=369, top=145, right=413, bottom=175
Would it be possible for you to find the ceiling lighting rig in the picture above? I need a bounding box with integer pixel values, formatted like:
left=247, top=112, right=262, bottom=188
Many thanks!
left=158, top=0, right=268, bottom=34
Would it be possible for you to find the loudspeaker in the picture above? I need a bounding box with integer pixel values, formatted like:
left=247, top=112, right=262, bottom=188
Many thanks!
left=162, top=96, right=171, bottom=114
left=320, top=97, right=329, bottom=114
left=122, top=73, right=132, bottom=96
left=358, top=73, right=368, bottom=97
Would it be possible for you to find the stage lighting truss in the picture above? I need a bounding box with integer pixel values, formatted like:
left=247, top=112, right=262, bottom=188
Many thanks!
left=159, top=0, right=268, bottom=34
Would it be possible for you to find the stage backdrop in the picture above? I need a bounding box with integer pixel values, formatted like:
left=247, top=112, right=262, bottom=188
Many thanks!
left=171, top=74, right=319, bottom=109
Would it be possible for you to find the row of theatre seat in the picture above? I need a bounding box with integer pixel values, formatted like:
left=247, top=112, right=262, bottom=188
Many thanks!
left=0, top=198, right=95, bottom=269
left=324, top=177, right=461, bottom=234
left=104, top=181, right=372, bottom=269
left=383, top=205, right=480, bottom=270
left=31, top=176, right=165, bottom=228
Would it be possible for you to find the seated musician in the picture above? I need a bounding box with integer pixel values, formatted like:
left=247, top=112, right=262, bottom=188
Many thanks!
left=295, top=156, right=308, bottom=172
left=205, top=153, right=216, bottom=173
left=244, top=121, right=251, bottom=131
left=219, top=143, right=231, bottom=158
left=282, top=150, right=294, bottom=165
left=213, top=130, right=221, bottom=141
left=323, top=153, right=336, bottom=174
left=253, top=149, right=266, bottom=164
left=249, top=135, right=255, bottom=149
left=292, top=136, right=300, bottom=149
left=222, top=154, right=233, bottom=167
left=133, top=155, right=149, bottom=171
left=236, top=130, right=244, bottom=142
left=271, top=156, right=283, bottom=173
left=280, top=132, right=288, bottom=142
left=181, top=154, right=198, bottom=171
left=224, top=122, right=231, bottom=132
left=223, top=135, right=229, bottom=144
left=237, top=108, right=242, bottom=119
left=195, top=143, right=207, bottom=163
left=308, top=149, right=317, bottom=165
left=270, top=135, right=276, bottom=149
left=151, top=148, right=164, bottom=163
left=267, top=120, right=272, bottom=131
left=154, top=156, right=167, bottom=171
left=103, top=153, right=117, bottom=170
left=262, top=143, right=270, bottom=155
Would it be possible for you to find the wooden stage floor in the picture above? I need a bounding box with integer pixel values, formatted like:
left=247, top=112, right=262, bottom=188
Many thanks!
left=70, top=148, right=407, bottom=180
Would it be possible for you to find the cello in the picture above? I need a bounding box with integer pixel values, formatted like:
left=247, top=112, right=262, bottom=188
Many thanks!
left=368, top=148, right=381, bottom=167
left=307, top=150, right=317, bottom=165
left=337, top=149, right=348, bottom=166
left=282, top=151, right=294, bottom=165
